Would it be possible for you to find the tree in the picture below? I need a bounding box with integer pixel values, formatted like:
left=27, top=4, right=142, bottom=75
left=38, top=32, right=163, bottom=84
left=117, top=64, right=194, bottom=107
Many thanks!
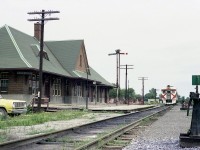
left=145, top=88, right=157, bottom=99
left=109, top=88, right=117, bottom=98
left=127, top=88, right=136, bottom=99
left=109, top=88, right=137, bottom=100
left=135, top=94, right=142, bottom=100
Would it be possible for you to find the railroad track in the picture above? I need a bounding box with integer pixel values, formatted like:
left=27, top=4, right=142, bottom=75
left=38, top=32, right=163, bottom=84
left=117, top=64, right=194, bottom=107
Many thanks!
left=0, top=105, right=170, bottom=150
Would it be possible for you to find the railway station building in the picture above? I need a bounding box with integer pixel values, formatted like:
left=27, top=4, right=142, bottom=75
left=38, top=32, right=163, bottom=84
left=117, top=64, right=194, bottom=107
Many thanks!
left=0, top=24, right=113, bottom=105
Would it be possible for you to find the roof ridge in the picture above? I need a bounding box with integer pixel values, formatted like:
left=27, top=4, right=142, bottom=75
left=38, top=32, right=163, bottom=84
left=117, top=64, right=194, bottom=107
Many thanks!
left=45, top=39, right=84, bottom=43
left=0, top=24, right=8, bottom=30
left=5, top=25, right=32, bottom=68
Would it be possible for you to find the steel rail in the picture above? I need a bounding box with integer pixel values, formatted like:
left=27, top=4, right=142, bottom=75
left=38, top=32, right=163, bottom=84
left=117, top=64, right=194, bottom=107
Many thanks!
left=75, top=106, right=169, bottom=150
left=0, top=106, right=169, bottom=150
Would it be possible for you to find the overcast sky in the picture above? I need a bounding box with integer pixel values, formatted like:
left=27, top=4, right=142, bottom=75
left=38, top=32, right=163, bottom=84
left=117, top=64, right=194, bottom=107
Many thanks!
left=1, top=0, right=200, bottom=97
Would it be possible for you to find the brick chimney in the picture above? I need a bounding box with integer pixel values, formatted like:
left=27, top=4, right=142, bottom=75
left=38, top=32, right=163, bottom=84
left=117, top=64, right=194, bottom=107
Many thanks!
left=34, top=22, right=41, bottom=41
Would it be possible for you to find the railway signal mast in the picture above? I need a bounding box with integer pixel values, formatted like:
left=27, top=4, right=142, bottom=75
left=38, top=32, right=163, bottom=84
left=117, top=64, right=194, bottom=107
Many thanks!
left=138, top=77, right=148, bottom=104
left=108, top=49, right=127, bottom=105
left=28, top=10, right=60, bottom=112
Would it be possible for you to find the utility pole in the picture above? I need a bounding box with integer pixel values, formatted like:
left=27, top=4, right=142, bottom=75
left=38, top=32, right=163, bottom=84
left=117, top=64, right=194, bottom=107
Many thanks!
left=128, top=80, right=130, bottom=103
left=28, top=10, right=59, bottom=112
left=86, top=67, right=89, bottom=109
left=108, top=49, right=127, bottom=105
left=138, top=77, right=148, bottom=104
left=120, top=64, right=133, bottom=105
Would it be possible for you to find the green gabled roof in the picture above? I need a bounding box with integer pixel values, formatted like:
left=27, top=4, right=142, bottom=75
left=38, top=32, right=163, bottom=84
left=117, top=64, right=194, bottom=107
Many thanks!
left=46, top=40, right=113, bottom=87
left=73, top=67, right=113, bottom=87
left=0, top=24, right=112, bottom=87
left=0, top=25, right=30, bottom=68
left=45, top=40, right=82, bottom=76
left=89, top=67, right=113, bottom=87
left=0, top=25, right=71, bottom=77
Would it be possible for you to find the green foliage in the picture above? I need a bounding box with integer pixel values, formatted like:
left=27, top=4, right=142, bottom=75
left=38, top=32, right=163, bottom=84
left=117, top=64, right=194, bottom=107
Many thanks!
left=0, top=131, right=8, bottom=143
left=135, top=94, right=142, bottom=100
left=145, top=88, right=157, bottom=99
left=127, top=88, right=136, bottom=99
left=0, top=110, right=88, bottom=129
left=109, top=88, right=117, bottom=98
left=109, top=88, right=137, bottom=99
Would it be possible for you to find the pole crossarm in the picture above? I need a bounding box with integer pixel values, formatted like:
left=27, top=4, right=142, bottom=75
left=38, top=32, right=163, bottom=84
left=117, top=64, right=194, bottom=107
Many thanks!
left=120, top=65, right=133, bottom=69
left=138, top=77, right=148, bottom=80
left=28, top=18, right=59, bottom=21
left=28, top=10, right=60, bottom=14
left=108, top=53, right=117, bottom=56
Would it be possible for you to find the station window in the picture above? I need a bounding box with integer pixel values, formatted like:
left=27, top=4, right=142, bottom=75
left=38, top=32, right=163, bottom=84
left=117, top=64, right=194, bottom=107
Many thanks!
left=77, top=82, right=82, bottom=96
left=0, top=72, right=9, bottom=93
left=28, top=74, right=39, bottom=95
left=53, top=78, right=61, bottom=96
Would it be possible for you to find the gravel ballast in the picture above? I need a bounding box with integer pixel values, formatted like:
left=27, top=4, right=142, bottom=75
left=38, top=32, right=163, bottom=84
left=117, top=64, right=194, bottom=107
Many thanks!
left=123, top=105, right=200, bottom=150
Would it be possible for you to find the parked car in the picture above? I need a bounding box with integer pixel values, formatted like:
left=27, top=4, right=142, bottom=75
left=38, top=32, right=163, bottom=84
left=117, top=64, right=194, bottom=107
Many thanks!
left=0, top=95, right=27, bottom=118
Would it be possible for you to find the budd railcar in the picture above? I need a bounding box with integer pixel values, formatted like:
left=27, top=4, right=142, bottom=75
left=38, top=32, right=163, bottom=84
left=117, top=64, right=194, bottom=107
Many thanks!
left=161, top=85, right=178, bottom=105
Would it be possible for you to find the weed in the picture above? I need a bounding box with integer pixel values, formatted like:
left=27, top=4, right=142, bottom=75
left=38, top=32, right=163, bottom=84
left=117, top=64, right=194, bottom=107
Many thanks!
left=0, top=131, right=8, bottom=143
left=0, top=110, right=88, bottom=129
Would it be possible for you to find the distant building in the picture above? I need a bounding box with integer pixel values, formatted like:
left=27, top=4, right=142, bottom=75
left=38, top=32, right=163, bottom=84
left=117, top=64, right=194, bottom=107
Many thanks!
left=0, top=24, right=113, bottom=105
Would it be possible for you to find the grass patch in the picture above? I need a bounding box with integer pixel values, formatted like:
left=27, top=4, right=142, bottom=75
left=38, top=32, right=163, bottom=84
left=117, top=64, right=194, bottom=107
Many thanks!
left=139, top=116, right=158, bottom=126
left=0, top=131, right=8, bottom=143
left=0, top=110, right=88, bottom=129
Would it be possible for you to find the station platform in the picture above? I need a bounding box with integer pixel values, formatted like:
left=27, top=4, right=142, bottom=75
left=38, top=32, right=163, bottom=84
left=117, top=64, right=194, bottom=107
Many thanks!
left=44, top=103, right=155, bottom=113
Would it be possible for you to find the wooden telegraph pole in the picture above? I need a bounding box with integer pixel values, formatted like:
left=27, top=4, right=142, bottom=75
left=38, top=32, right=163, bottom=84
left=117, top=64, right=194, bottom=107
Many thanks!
left=138, top=77, right=148, bottom=104
left=120, top=64, right=133, bottom=105
left=28, top=10, right=59, bottom=112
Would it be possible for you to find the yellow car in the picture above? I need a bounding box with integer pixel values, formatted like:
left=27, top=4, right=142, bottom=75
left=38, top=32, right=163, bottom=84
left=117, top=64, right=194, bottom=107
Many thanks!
left=0, top=95, right=27, bottom=117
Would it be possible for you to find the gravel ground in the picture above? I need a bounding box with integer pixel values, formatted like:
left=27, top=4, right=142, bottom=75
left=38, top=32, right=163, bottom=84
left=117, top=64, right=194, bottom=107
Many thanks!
left=0, top=113, right=121, bottom=142
left=123, top=105, right=200, bottom=150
